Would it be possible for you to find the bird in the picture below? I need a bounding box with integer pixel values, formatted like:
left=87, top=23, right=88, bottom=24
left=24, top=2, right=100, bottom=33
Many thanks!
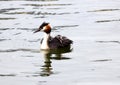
left=34, top=22, right=73, bottom=50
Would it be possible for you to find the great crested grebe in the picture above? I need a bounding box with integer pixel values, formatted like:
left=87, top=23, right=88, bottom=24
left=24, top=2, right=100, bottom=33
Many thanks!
left=34, top=22, right=73, bottom=50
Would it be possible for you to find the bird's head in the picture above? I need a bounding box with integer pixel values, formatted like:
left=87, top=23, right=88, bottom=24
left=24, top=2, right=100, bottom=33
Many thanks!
left=34, top=22, right=51, bottom=34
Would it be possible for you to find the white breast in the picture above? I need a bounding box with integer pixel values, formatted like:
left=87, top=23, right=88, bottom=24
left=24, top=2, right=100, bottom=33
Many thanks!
left=40, top=33, right=50, bottom=50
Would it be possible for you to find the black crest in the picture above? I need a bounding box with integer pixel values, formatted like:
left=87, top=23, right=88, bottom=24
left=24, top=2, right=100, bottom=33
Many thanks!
left=39, top=22, right=49, bottom=29
left=34, top=22, right=49, bottom=33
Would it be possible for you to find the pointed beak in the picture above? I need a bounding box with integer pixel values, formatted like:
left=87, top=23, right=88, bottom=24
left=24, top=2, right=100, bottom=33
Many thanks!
left=34, top=29, right=40, bottom=33
left=34, top=27, right=42, bottom=33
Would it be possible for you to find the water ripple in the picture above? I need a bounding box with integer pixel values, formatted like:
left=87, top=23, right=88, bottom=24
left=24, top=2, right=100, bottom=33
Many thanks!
left=0, top=28, right=14, bottom=30
left=17, top=27, right=35, bottom=31
left=4, top=11, right=75, bottom=16
left=96, top=41, right=120, bottom=44
left=0, top=18, right=16, bottom=20
left=92, top=59, right=112, bottom=62
left=23, top=3, right=72, bottom=7
left=0, top=39, right=11, bottom=42
left=0, top=8, right=24, bottom=12
left=88, top=9, right=120, bottom=12
left=0, top=10, right=7, bottom=14
left=0, top=74, right=16, bottom=77
left=13, top=32, right=21, bottom=35
left=96, top=19, right=120, bottom=23
left=4, top=11, right=35, bottom=15
left=54, top=25, right=79, bottom=29
left=0, top=48, right=39, bottom=53
left=28, top=39, right=41, bottom=42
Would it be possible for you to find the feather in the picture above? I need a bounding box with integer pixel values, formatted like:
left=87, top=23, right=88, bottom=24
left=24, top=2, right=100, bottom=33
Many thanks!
left=48, top=35, right=73, bottom=49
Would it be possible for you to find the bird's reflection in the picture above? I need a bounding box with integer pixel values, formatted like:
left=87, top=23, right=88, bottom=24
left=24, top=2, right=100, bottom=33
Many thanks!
left=40, top=47, right=73, bottom=77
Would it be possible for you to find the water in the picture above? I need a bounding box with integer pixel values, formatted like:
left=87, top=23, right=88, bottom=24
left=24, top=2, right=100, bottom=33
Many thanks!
left=0, top=0, right=120, bottom=85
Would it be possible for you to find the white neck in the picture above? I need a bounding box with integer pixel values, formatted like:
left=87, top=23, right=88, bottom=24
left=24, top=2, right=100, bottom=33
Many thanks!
left=41, top=33, right=50, bottom=50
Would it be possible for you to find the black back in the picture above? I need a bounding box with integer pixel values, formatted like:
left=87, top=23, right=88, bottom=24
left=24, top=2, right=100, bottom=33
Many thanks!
left=48, top=35, right=73, bottom=49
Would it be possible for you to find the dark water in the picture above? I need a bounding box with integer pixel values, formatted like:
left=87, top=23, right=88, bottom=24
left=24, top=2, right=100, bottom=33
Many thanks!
left=0, top=0, right=120, bottom=85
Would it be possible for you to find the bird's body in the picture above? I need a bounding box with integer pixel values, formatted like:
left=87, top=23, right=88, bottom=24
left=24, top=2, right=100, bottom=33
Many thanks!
left=34, top=22, right=73, bottom=50
left=41, top=34, right=72, bottom=49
